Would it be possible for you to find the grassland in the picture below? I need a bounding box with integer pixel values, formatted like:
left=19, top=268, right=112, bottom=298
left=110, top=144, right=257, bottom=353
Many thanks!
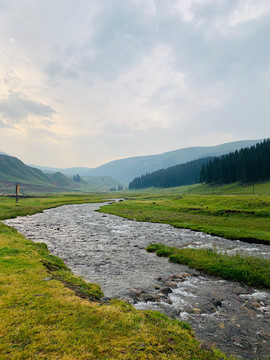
left=0, top=193, right=111, bottom=221
left=0, top=194, right=229, bottom=359
left=100, top=193, right=270, bottom=244
left=127, top=181, right=270, bottom=196
left=147, top=244, right=270, bottom=288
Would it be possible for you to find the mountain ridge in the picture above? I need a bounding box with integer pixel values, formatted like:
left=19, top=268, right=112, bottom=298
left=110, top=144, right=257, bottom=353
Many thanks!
left=30, top=139, right=264, bottom=183
left=1, top=139, right=265, bottom=184
left=0, top=154, right=125, bottom=192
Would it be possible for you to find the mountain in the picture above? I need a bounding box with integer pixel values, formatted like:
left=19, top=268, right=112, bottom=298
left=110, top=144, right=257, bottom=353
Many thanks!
left=0, top=154, right=74, bottom=188
left=0, top=154, right=125, bottom=192
left=129, top=139, right=270, bottom=189
left=129, top=157, right=212, bottom=189
left=81, top=139, right=265, bottom=183
left=201, top=139, right=270, bottom=185
left=0, top=151, right=8, bottom=155
left=82, top=176, right=126, bottom=191
left=30, top=165, right=94, bottom=176
left=30, top=139, right=264, bottom=183
left=0, top=154, right=50, bottom=185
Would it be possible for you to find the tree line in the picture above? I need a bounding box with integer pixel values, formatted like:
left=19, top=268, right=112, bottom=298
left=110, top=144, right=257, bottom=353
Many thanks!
left=200, top=139, right=270, bottom=184
left=129, top=157, right=212, bottom=189
left=128, top=139, right=270, bottom=189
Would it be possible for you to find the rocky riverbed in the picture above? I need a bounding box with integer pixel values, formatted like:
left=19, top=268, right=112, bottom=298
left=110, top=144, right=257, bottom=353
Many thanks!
left=3, top=202, right=270, bottom=359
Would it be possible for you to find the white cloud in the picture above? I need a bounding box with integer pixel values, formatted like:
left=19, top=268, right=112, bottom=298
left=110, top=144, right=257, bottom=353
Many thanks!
left=226, top=0, right=270, bottom=27
left=0, top=0, right=269, bottom=167
left=0, top=92, right=56, bottom=127
left=173, top=0, right=221, bottom=23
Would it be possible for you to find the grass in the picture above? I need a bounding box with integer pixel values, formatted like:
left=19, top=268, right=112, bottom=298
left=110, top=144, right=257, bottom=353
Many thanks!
left=147, top=244, right=270, bottom=288
left=0, top=193, right=113, bottom=221
left=100, top=194, right=270, bottom=244
left=126, top=181, right=270, bottom=196
left=0, top=194, right=230, bottom=359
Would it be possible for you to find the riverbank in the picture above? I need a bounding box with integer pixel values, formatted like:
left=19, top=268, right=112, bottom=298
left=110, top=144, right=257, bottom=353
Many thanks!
left=100, top=194, right=270, bottom=244
left=0, top=193, right=111, bottom=221
left=0, top=195, right=229, bottom=359
left=146, top=243, right=270, bottom=288
left=4, top=200, right=270, bottom=359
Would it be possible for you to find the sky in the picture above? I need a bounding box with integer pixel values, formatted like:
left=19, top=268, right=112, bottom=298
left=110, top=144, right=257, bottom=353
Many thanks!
left=0, top=0, right=269, bottom=168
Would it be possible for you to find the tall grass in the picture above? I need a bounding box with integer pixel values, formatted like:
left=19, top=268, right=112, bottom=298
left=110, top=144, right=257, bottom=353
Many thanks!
left=147, top=244, right=270, bottom=288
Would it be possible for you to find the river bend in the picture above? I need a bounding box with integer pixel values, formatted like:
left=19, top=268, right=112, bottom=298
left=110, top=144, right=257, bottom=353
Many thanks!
left=3, top=202, right=270, bottom=359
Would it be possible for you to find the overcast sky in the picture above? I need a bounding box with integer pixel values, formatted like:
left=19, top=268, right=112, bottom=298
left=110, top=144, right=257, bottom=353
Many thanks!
left=0, top=0, right=269, bottom=168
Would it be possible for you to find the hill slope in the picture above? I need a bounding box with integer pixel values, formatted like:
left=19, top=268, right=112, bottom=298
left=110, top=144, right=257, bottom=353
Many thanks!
left=0, top=154, right=73, bottom=187
left=129, top=139, right=270, bottom=189
left=85, top=139, right=264, bottom=182
left=129, top=157, right=212, bottom=189
left=30, top=139, right=264, bottom=183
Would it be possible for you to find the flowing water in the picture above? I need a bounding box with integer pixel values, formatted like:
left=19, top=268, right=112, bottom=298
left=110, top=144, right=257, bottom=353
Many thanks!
left=3, top=202, right=270, bottom=359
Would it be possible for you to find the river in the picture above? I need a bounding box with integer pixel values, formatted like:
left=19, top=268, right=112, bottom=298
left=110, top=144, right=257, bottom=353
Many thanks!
left=3, top=202, right=270, bottom=359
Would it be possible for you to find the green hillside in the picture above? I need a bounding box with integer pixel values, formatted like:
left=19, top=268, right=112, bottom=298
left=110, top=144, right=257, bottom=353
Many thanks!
left=0, top=154, right=73, bottom=188
left=82, top=176, right=126, bottom=191
left=0, top=154, right=126, bottom=193
left=0, top=154, right=51, bottom=185
left=31, top=139, right=264, bottom=183
left=48, top=172, right=75, bottom=186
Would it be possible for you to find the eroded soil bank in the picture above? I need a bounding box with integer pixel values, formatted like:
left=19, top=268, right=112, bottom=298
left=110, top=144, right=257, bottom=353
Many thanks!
left=4, top=202, right=270, bottom=359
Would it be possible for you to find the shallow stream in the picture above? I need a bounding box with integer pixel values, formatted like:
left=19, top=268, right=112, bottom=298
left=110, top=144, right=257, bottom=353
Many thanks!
left=3, top=202, right=270, bottom=359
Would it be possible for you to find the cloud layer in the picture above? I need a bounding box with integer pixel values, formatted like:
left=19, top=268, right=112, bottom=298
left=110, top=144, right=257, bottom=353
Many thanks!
left=0, top=0, right=269, bottom=167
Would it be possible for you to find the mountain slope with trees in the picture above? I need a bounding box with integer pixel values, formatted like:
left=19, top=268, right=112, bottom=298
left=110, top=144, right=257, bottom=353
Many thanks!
left=200, top=139, right=270, bottom=184
left=129, top=157, right=212, bottom=189
left=30, top=139, right=263, bottom=183
left=129, top=139, right=270, bottom=189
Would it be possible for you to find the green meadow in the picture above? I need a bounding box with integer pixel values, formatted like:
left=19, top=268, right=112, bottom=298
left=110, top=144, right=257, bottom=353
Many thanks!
left=126, top=180, right=270, bottom=196
left=0, top=194, right=230, bottom=359
left=146, top=244, right=270, bottom=288
left=100, top=192, right=270, bottom=244
left=0, top=194, right=110, bottom=221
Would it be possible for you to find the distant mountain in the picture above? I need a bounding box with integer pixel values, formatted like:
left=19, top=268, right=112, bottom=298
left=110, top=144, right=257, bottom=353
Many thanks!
left=31, top=139, right=265, bottom=183
left=31, top=165, right=93, bottom=176
left=129, top=157, right=213, bottom=189
left=83, top=139, right=264, bottom=183
left=82, top=176, right=125, bottom=191
left=0, top=151, right=8, bottom=155
left=0, top=154, right=125, bottom=192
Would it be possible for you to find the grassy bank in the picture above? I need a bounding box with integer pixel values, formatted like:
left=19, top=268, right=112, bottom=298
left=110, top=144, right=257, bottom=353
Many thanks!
left=127, top=181, right=270, bottom=196
left=147, top=244, right=270, bottom=288
left=0, top=195, right=230, bottom=359
left=100, top=194, right=270, bottom=244
left=0, top=193, right=112, bottom=221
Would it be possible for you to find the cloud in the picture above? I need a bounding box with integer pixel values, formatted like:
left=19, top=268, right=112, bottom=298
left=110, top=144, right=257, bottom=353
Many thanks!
left=44, top=60, right=79, bottom=80
left=0, top=0, right=269, bottom=168
left=0, top=92, right=56, bottom=127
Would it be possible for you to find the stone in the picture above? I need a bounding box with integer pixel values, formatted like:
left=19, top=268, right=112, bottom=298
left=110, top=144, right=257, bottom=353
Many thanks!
left=212, top=298, right=222, bottom=308
left=142, top=294, right=160, bottom=303
left=164, top=298, right=173, bottom=305
left=251, top=301, right=262, bottom=308
left=161, top=286, right=173, bottom=295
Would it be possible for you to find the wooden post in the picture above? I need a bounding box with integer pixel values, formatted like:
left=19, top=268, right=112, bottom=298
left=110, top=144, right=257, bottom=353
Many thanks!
left=15, top=184, right=20, bottom=203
